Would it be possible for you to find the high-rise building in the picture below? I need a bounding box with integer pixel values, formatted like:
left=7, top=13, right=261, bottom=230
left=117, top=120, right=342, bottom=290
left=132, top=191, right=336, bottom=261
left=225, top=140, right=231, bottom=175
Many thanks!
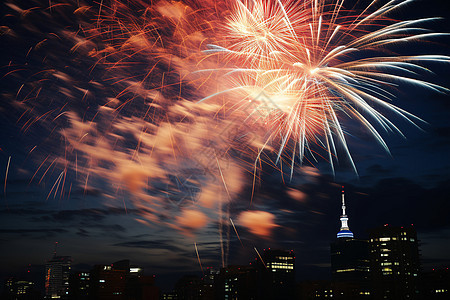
left=174, top=275, right=202, bottom=300
left=89, top=263, right=127, bottom=299
left=330, top=187, right=371, bottom=299
left=89, top=259, right=159, bottom=300
left=368, top=224, right=421, bottom=299
left=215, top=265, right=257, bottom=300
left=201, top=267, right=219, bottom=300
left=68, top=272, right=90, bottom=299
left=257, top=249, right=295, bottom=300
left=45, top=245, right=72, bottom=299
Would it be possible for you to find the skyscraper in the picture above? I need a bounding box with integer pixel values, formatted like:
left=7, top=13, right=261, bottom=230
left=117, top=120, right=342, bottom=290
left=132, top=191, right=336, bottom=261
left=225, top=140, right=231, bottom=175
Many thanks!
left=45, top=244, right=72, bottom=299
left=330, top=187, right=371, bottom=299
left=215, top=265, right=257, bottom=300
left=68, top=272, right=90, bottom=299
left=257, top=249, right=295, bottom=300
left=89, top=259, right=159, bottom=300
left=368, top=224, right=421, bottom=300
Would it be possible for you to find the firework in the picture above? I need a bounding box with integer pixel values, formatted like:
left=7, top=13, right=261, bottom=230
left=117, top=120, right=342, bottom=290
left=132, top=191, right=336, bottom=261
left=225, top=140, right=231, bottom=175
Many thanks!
left=201, top=0, right=450, bottom=174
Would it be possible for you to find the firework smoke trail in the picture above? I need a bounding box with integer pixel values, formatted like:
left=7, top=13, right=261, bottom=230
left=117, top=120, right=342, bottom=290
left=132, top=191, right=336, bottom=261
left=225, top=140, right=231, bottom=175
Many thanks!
left=4, top=156, right=11, bottom=209
left=4, top=157, right=11, bottom=194
left=194, top=242, right=204, bottom=275
left=230, top=218, right=244, bottom=247
left=201, top=0, right=450, bottom=174
left=254, top=246, right=266, bottom=269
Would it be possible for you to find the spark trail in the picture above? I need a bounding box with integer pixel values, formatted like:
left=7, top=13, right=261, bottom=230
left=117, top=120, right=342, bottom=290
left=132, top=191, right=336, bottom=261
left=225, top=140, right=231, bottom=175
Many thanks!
left=230, top=218, right=244, bottom=247
left=4, top=156, right=11, bottom=198
left=194, top=242, right=204, bottom=275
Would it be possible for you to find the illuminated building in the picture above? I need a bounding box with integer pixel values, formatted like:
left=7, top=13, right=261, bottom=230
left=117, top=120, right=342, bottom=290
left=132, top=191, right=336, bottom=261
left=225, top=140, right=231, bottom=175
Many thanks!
left=45, top=248, right=72, bottom=299
left=90, top=263, right=127, bottom=299
left=201, top=267, right=219, bottom=300
left=68, top=272, right=90, bottom=299
left=4, top=277, right=15, bottom=296
left=161, top=292, right=177, bottom=300
left=174, top=275, right=202, bottom=300
left=421, top=268, right=450, bottom=300
left=337, top=186, right=354, bottom=239
left=90, top=259, right=159, bottom=300
left=215, top=265, right=257, bottom=300
left=296, top=280, right=333, bottom=300
left=258, top=249, right=295, bottom=300
left=369, top=224, right=421, bottom=300
left=330, top=187, right=371, bottom=299
left=2, top=277, right=39, bottom=299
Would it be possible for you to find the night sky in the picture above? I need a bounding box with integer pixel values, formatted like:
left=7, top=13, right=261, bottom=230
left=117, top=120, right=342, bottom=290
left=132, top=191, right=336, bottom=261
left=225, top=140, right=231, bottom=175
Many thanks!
left=1, top=0, right=450, bottom=293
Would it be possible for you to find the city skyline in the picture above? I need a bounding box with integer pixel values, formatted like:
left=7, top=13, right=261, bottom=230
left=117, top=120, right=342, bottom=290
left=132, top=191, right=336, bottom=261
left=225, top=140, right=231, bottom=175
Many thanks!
left=1, top=0, right=450, bottom=295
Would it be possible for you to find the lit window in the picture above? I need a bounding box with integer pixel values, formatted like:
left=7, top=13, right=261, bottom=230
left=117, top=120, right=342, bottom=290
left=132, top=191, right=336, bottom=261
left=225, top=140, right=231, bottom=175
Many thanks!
left=130, top=268, right=141, bottom=273
left=336, top=268, right=356, bottom=273
left=380, top=237, right=391, bottom=242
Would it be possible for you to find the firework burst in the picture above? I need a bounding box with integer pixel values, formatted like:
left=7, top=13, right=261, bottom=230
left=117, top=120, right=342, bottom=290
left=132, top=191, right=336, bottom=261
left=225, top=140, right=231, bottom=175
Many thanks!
left=201, top=0, right=450, bottom=174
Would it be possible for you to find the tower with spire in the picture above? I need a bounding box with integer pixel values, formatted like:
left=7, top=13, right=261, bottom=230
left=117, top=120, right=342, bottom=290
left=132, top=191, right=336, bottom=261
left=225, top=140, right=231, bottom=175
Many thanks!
left=330, top=186, right=371, bottom=297
left=337, top=186, right=354, bottom=239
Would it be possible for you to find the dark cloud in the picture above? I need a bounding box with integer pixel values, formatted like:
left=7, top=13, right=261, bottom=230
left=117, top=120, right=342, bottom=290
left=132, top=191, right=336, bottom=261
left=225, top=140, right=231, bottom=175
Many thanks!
left=365, top=164, right=393, bottom=175
left=0, top=208, right=50, bottom=216
left=0, top=228, right=67, bottom=234
left=26, top=207, right=139, bottom=224
left=89, top=224, right=126, bottom=232
left=76, top=228, right=90, bottom=237
left=113, top=240, right=182, bottom=253
left=36, top=209, right=108, bottom=222
left=0, top=228, right=68, bottom=239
